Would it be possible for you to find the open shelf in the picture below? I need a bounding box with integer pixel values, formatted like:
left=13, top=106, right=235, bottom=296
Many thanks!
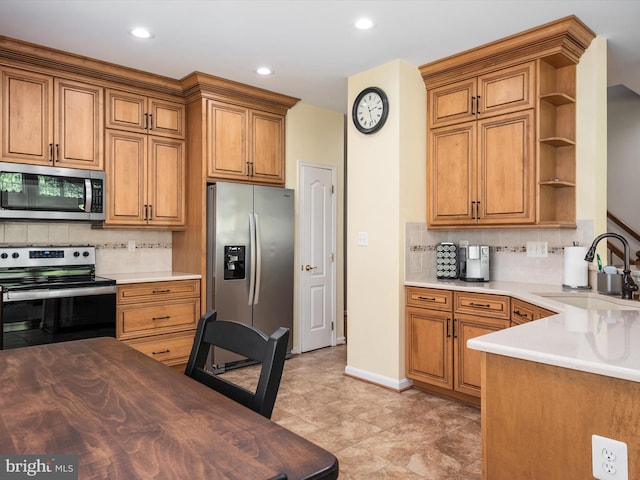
left=540, top=93, right=575, bottom=106
left=537, top=57, right=577, bottom=226
left=540, top=137, right=575, bottom=147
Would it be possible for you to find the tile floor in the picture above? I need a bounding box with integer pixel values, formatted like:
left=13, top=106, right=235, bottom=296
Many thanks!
left=223, top=344, right=482, bottom=479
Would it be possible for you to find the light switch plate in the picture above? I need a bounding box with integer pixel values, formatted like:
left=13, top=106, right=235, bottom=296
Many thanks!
left=357, top=232, right=368, bottom=246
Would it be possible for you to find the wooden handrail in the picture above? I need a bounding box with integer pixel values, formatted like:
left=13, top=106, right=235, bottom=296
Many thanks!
left=607, top=241, right=626, bottom=266
left=607, top=210, right=640, bottom=244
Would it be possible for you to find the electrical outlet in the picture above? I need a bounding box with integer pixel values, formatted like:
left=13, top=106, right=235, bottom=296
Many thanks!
left=593, top=434, right=628, bottom=480
left=526, top=241, right=548, bottom=258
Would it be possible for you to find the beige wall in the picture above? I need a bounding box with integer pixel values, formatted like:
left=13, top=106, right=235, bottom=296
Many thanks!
left=345, top=60, right=425, bottom=388
left=285, top=102, right=346, bottom=347
left=577, top=36, right=607, bottom=232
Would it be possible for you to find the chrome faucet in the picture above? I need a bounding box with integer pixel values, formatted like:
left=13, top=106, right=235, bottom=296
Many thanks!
left=584, top=233, right=639, bottom=300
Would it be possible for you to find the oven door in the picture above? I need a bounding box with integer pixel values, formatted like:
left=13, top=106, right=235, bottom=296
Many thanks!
left=1, top=284, right=116, bottom=350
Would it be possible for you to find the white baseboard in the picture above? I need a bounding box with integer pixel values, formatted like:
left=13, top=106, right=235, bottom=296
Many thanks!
left=344, top=365, right=414, bottom=392
left=335, top=336, right=346, bottom=345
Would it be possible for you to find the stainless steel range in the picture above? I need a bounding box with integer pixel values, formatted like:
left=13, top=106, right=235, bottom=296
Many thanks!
left=0, top=245, right=116, bottom=349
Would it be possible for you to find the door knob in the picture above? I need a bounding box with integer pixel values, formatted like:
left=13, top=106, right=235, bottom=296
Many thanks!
left=304, top=265, right=317, bottom=271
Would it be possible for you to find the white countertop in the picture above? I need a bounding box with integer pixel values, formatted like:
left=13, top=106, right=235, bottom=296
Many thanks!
left=101, top=271, right=201, bottom=284
left=406, top=274, right=640, bottom=382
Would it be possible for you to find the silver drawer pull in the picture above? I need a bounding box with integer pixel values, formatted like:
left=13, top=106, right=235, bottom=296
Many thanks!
left=152, top=315, right=171, bottom=321
left=152, top=349, right=170, bottom=355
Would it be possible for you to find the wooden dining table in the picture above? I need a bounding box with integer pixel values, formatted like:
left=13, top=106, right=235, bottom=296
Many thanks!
left=0, top=337, right=338, bottom=479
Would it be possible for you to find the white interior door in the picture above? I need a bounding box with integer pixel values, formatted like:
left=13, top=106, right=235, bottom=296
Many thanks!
left=299, top=163, right=336, bottom=352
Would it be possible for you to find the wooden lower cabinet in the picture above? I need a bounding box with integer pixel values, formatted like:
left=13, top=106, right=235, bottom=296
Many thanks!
left=512, top=297, right=557, bottom=326
left=406, top=287, right=510, bottom=403
left=124, top=331, right=196, bottom=368
left=117, top=279, right=200, bottom=367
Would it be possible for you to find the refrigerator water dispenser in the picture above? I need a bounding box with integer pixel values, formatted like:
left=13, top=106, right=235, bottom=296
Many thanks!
left=224, top=245, right=245, bottom=280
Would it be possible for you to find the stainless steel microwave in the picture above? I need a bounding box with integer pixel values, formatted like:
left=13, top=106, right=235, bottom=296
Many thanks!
left=0, top=162, right=105, bottom=222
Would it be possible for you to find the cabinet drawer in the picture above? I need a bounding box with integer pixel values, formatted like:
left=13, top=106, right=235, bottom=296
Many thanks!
left=454, top=292, right=510, bottom=319
left=117, top=279, right=200, bottom=305
left=124, top=331, right=195, bottom=366
left=406, top=287, right=452, bottom=312
left=118, top=299, right=199, bottom=339
left=511, top=298, right=536, bottom=325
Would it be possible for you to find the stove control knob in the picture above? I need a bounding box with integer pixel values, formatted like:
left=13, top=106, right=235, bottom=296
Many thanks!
left=83, top=251, right=90, bottom=257
left=73, top=251, right=80, bottom=257
left=11, top=252, right=19, bottom=259
left=0, top=253, right=7, bottom=259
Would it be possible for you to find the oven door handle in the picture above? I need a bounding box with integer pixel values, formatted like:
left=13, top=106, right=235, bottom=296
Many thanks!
left=3, top=285, right=116, bottom=302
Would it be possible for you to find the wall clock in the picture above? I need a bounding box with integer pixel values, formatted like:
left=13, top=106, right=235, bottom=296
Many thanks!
left=352, top=87, right=389, bottom=134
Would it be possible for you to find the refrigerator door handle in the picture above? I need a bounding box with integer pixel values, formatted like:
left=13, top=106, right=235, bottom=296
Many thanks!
left=253, top=212, right=262, bottom=305
left=248, top=213, right=256, bottom=306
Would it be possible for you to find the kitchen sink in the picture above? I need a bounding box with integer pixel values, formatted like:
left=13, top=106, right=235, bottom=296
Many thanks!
left=539, top=294, right=640, bottom=310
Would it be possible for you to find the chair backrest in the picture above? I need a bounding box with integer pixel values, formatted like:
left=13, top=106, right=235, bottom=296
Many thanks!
left=185, top=310, right=290, bottom=419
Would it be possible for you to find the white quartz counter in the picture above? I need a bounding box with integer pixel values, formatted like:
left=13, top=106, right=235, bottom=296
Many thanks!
left=406, top=275, right=640, bottom=383
left=102, top=271, right=201, bottom=284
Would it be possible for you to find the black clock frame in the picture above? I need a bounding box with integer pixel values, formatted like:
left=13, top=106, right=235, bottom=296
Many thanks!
left=352, top=87, right=389, bottom=134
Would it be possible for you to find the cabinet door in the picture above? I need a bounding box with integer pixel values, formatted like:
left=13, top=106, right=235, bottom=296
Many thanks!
left=427, top=121, right=476, bottom=226
left=454, top=314, right=508, bottom=397
left=106, top=89, right=147, bottom=133
left=148, top=98, right=185, bottom=139
left=250, top=110, right=285, bottom=185
left=105, top=129, right=147, bottom=225
left=428, top=78, right=476, bottom=129
left=477, top=109, right=535, bottom=224
left=1, top=67, right=53, bottom=164
left=207, top=101, right=248, bottom=179
left=406, top=306, right=453, bottom=389
left=54, top=78, right=104, bottom=170
left=477, top=62, right=535, bottom=119
left=147, top=136, right=185, bottom=226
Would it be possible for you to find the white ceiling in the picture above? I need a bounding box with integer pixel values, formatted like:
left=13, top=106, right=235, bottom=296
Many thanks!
left=0, top=0, right=638, bottom=113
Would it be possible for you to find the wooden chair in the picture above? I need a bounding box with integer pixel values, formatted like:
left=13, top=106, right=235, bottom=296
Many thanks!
left=185, top=310, right=289, bottom=419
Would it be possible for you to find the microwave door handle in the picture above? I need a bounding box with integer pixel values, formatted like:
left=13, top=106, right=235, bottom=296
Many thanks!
left=84, top=179, right=92, bottom=213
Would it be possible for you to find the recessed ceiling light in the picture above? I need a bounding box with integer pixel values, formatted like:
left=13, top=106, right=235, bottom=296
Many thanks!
left=256, top=67, right=273, bottom=76
left=355, top=18, right=374, bottom=30
left=129, top=27, right=154, bottom=39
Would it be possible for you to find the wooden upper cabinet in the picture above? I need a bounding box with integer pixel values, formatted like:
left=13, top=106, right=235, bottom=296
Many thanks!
left=106, top=89, right=185, bottom=139
left=476, top=110, right=535, bottom=225
left=428, top=62, right=534, bottom=129
left=104, top=129, right=185, bottom=227
left=207, top=101, right=248, bottom=179
left=207, top=99, right=285, bottom=186
left=428, top=109, right=534, bottom=226
left=428, top=122, right=476, bottom=226
left=54, top=78, right=104, bottom=169
left=250, top=110, right=285, bottom=184
left=147, top=136, right=185, bottom=226
left=1, top=67, right=103, bottom=169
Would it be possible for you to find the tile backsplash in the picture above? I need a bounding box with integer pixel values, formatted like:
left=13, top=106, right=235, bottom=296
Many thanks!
left=406, top=220, right=595, bottom=285
left=0, top=222, right=172, bottom=274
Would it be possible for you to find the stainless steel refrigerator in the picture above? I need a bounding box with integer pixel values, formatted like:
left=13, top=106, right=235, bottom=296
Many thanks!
left=206, top=182, right=294, bottom=371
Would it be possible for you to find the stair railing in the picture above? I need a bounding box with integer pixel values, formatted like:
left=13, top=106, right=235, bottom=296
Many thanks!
left=607, top=210, right=640, bottom=267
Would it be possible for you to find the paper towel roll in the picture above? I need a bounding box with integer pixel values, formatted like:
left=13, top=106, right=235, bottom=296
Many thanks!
left=563, top=246, right=589, bottom=288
